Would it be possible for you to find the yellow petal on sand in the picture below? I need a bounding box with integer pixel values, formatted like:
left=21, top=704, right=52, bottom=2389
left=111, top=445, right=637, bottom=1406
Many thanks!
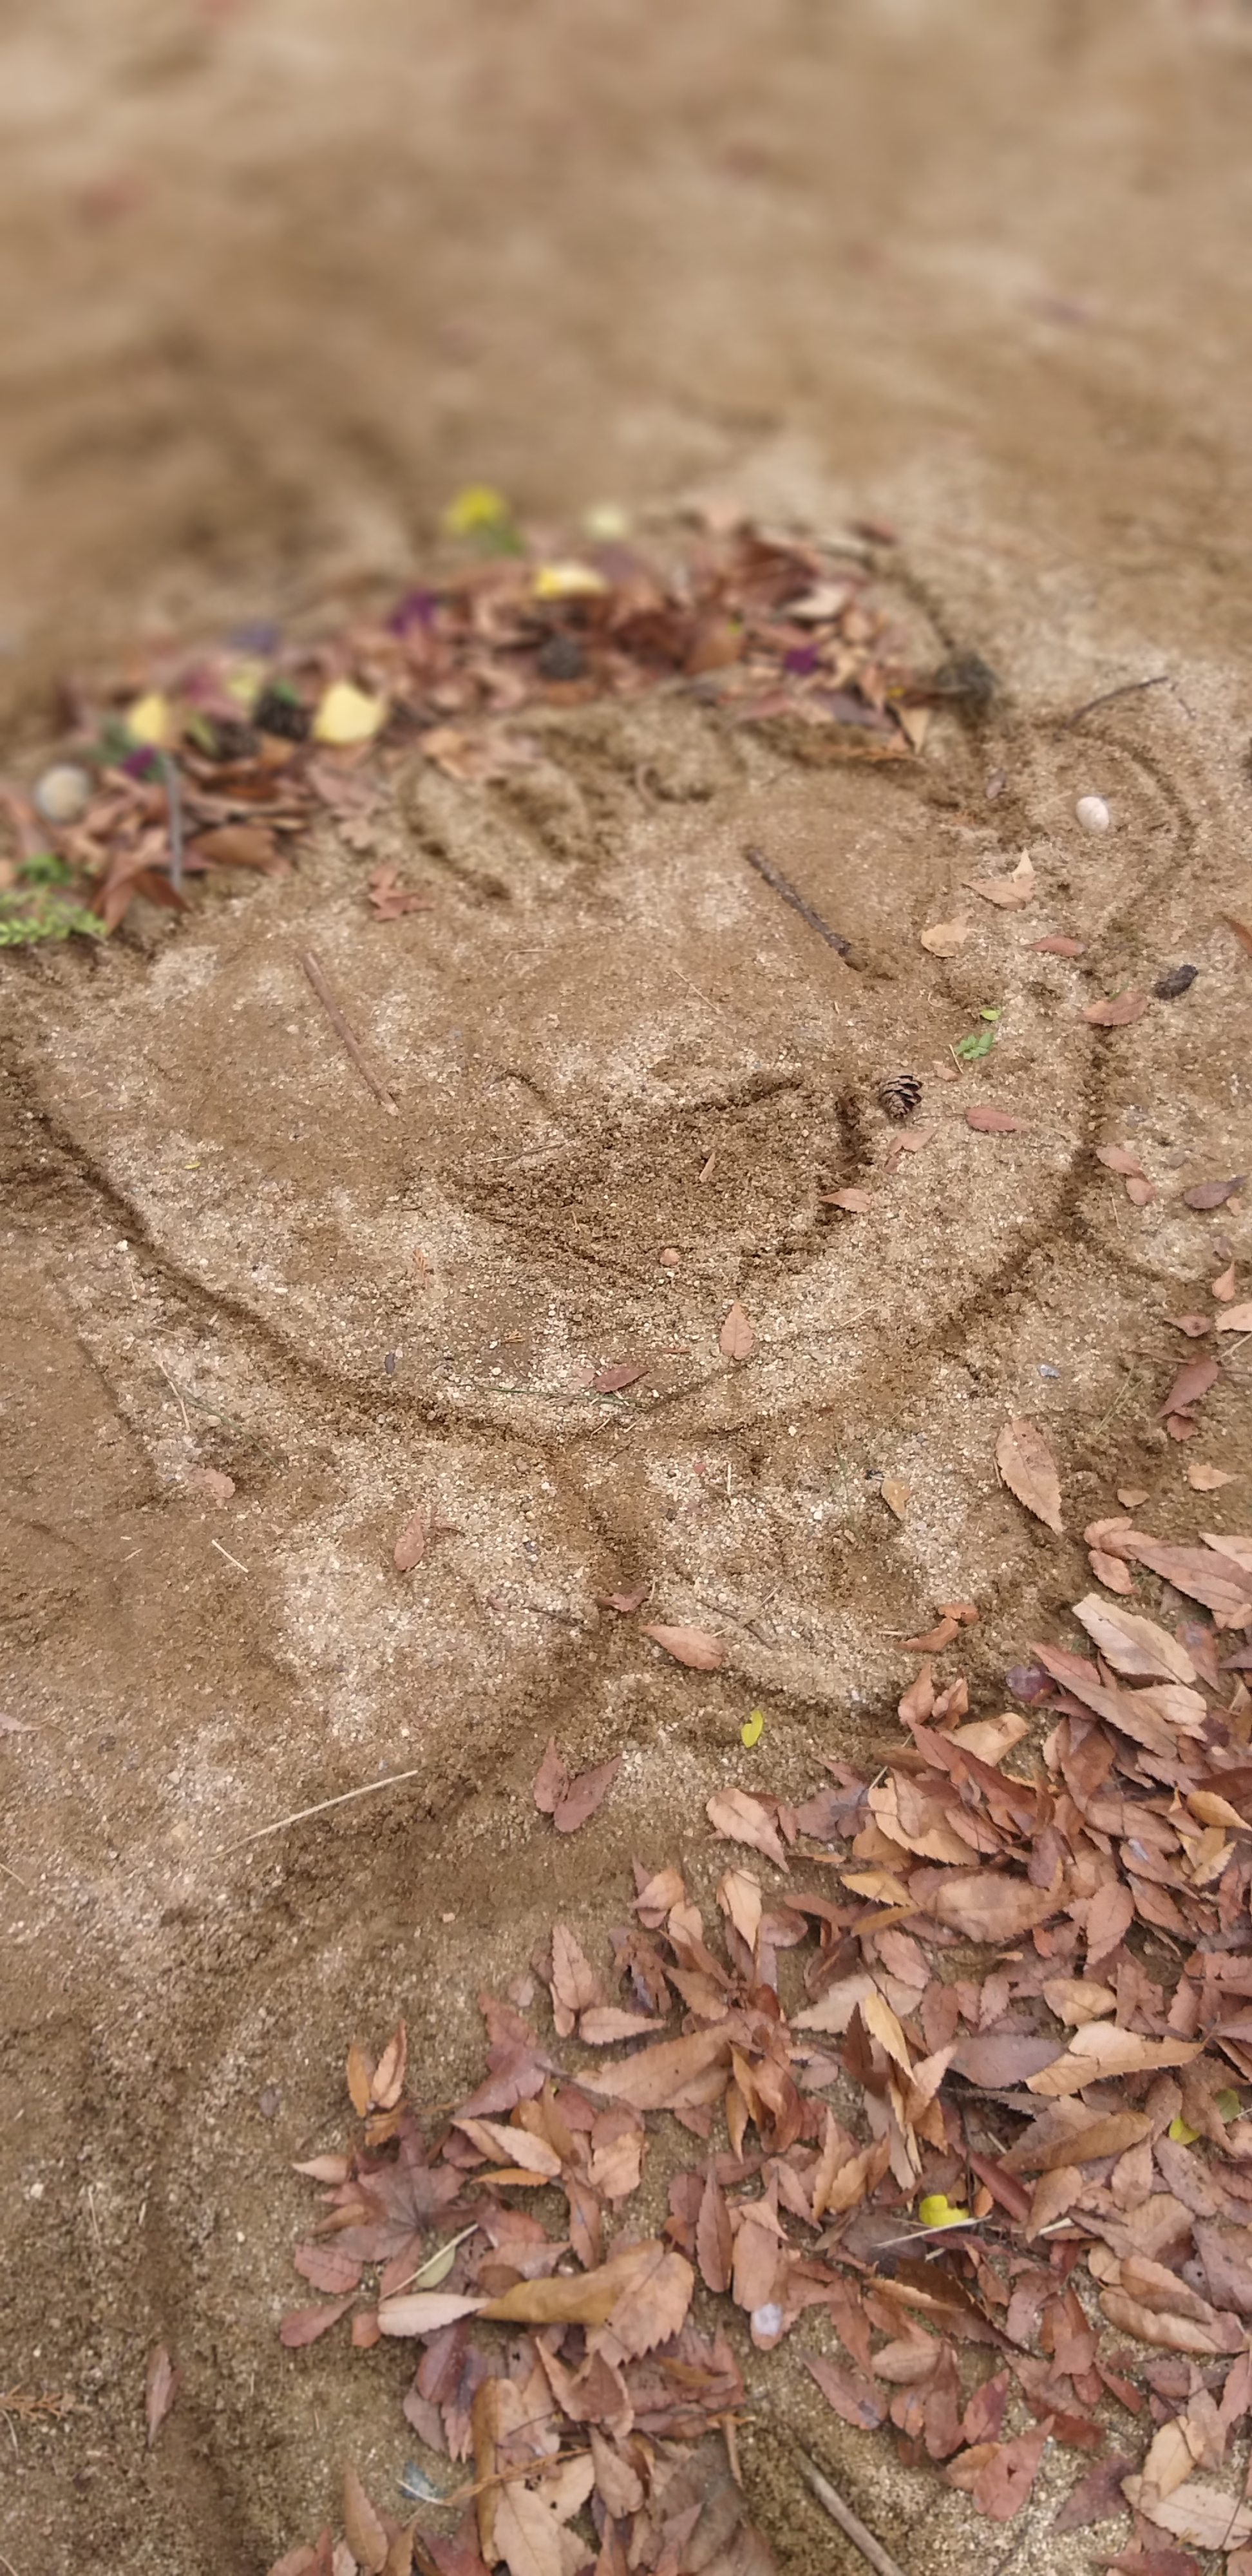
left=442, top=484, right=513, bottom=536
left=313, top=681, right=386, bottom=746
left=740, top=1709, right=764, bottom=1748
left=533, top=561, right=609, bottom=601
left=126, top=692, right=173, bottom=748
left=918, top=2194, right=969, bottom=2229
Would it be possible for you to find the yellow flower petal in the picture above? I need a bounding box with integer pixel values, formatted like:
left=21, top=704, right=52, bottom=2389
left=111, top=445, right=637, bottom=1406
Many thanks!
left=918, top=2193, right=970, bottom=2229
left=532, top=561, right=609, bottom=601
left=740, top=1709, right=764, bottom=1748
left=313, top=681, right=386, bottom=746
left=126, top=692, right=172, bottom=748
left=442, top=484, right=513, bottom=537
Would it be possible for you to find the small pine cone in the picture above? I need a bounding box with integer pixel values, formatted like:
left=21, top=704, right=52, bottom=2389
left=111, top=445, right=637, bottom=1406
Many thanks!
left=878, top=1071, right=922, bottom=1122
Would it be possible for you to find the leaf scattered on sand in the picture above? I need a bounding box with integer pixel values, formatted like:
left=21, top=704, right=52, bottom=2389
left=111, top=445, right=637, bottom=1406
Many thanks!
left=718, top=1302, right=755, bottom=1362
left=1083, top=989, right=1150, bottom=1027
left=996, top=1417, right=1063, bottom=1533
left=640, top=1622, right=723, bottom=1670
left=145, top=2344, right=179, bottom=2447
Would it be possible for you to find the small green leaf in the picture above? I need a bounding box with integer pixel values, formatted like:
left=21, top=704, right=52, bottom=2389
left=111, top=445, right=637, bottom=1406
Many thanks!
left=954, top=1025, right=998, bottom=1062
left=1168, top=2114, right=1200, bottom=2144
left=17, top=850, right=74, bottom=887
left=741, top=1709, right=764, bottom=1748
left=1215, top=2089, right=1242, bottom=2123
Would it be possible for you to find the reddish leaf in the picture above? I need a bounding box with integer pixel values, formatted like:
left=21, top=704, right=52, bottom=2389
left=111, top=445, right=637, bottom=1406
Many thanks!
left=696, top=2168, right=733, bottom=2294
left=972, top=2425, right=1050, bottom=2519
left=598, top=1589, right=647, bottom=1613
left=554, top=1756, right=621, bottom=1834
left=820, top=1186, right=873, bottom=1212
left=279, top=2294, right=356, bottom=2347
left=1159, top=1356, right=1219, bottom=1419
left=1097, top=1143, right=1148, bottom=1178
left=394, top=1508, right=430, bottom=1571
left=294, top=2243, right=364, bottom=2295
left=145, top=2343, right=179, bottom=2447
left=719, top=1302, right=755, bottom=1362
left=1182, top=1176, right=1246, bottom=1209
left=1031, top=935, right=1083, bottom=956
left=640, top=1622, right=723, bottom=1670
left=706, top=1788, right=788, bottom=1870
left=591, top=1361, right=646, bottom=1394
left=532, top=1739, right=570, bottom=1815
left=1083, top=989, right=1150, bottom=1026
left=967, top=1105, right=1025, bottom=1133
left=996, top=1417, right=1063, bottom=1533
left=804, top=2351, right=884, bottom=2430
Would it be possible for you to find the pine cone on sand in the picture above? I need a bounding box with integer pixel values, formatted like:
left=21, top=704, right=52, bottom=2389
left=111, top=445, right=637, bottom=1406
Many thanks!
left=878, top=1071, right=923, bottom=1122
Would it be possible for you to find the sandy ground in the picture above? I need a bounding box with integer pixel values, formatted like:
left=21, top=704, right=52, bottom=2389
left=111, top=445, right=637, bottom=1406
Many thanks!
left=3, top=3, right=1252, bottom=2570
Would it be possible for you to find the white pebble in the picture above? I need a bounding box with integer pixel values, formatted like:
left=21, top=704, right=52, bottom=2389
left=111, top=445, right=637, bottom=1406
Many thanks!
left=1076, top=793, right=1110, bottom=834
left=33, top=762, right=91, bottom=825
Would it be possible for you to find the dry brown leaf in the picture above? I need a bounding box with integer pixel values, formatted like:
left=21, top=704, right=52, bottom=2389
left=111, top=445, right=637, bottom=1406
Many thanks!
left=1217, top=1302, right=1252, bottom=1334
left=1188, top=1461, right=1237, bottom=1491
left=860, top=1989, right=912, bottom=2074
left=1121, top=1535, right=1252, bottom=1625
left=1213, top=1264, right=1238, bottom=1301
left=967, top=852, right=1036, bottom=910
left=550, top=1923, right=604, bottom=2032
left=591, top=1359, right=646, bottom=1394
left=278, top=2294, right=357, bottom=2347
left=717, top=1868, right=763, bottom=1953
left=706, top=1788, right=788, bottom=1870
left=1184, top=1175, right=1247, bottom=1209
left=532, top=1739, right=569, bottom=1815
left=697, top=2167, right=734, bottom=2293
left=193, top=822, right=281, bottom=871
left=932, top=1872, right=1064, bottom=1942
left=343, top=2466, right=390, bottom=2576
left=1097, top=1143, right=1150, bottom=1177
left=921, top=918, right=970, bottom=957
left=1084, top=989, right=1150, bottom=1026
left=1026, top=2165, right=1083, bottom=2235
left=488, top=2482, right=564, bottom=2576
left=372, top=2022, right=407, bottom=2111
left=996, top=1417, right=1063, bottom=1533
left=553, top=1756, right=621, bottom=1834
left=820, top=1186, right=873, bottom=1213
left=1123, top=2479, right=1252, bottom=2550
left=145, top=2344, right=179, bottom=2447
left=578, top=2025, right=731, bottom=2112
left=393, top=1508, right=430, bottom=1572
left=1085, top=1879, right=1135, bottom=1964
left=949, top=1711, right=1027, bottom=1764
left=1039, top=1977, right=1117, bottom=2027
left=804, top=2351, right=884, bottom=2432
left=967, top=1105, right=1025, bottom=1132
left=1031, top=934, right=1083, bottom=956
left=345, top=2038, right=374, bottom=2117
left=719, top=1302, right=755, bottom=1362
left=191, top=1466, right=235, bottom=1502
left=1070, top=1594, right=1197, bottom=1684
left=1028, top=2026, right=1202, bottom=2097
left=579, top=2006, right=666, bottom=2045
left=640, top=1622, right=723, bottom=1671
left=971, top=2426, right=1050, bottom=2520
left=881, top=1475, right=911, bottom=1520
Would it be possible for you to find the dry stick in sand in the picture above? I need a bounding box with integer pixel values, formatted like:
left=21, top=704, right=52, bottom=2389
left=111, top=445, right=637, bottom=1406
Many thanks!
left=300, top=949, right=398, bottom=1115
left=744, top=845, right=851, bottom=958
left=796, top=2452, right=911, bottom=2576
left=220, top=1766, right=425, bottom=1853
left=1061, top=672, right=1171, bottom=728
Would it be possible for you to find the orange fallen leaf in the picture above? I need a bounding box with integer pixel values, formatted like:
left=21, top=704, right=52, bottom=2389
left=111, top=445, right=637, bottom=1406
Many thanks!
left=967, top=1106, right=1024, bottom=1132
left=920, top=918, right=969, bottom=957
left=640, top=1622, right=723, bottom=1670
left=706, top=1787, right=788, bottom=1870
left=966, top=852, right=1036, bottom=909
left=996, top=1417, right=1063, bottom=1533
left=1083, top=989, right=1150, bottom=1026
left=145, top=2343, right=179, bottom=2447
left=719, top=1301, right=755, bottom=1362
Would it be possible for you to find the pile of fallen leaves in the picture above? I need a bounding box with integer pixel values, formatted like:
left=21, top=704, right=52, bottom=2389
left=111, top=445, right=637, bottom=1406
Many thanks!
left=1, top=511, right=925, bottom=939
left=273, top=1524, right=1252, bottom=2576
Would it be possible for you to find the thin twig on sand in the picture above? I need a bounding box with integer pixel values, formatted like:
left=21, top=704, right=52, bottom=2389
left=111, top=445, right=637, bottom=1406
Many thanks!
left=299, top=949, right=398, bottom=1114
left=744, top=846, right=851, bottom=958
left=797, top=2450, right=912, bottom=2576
left=221, top=1765, right=426, bottom=1853
left=1061, top=673, right=1171, bottom=728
